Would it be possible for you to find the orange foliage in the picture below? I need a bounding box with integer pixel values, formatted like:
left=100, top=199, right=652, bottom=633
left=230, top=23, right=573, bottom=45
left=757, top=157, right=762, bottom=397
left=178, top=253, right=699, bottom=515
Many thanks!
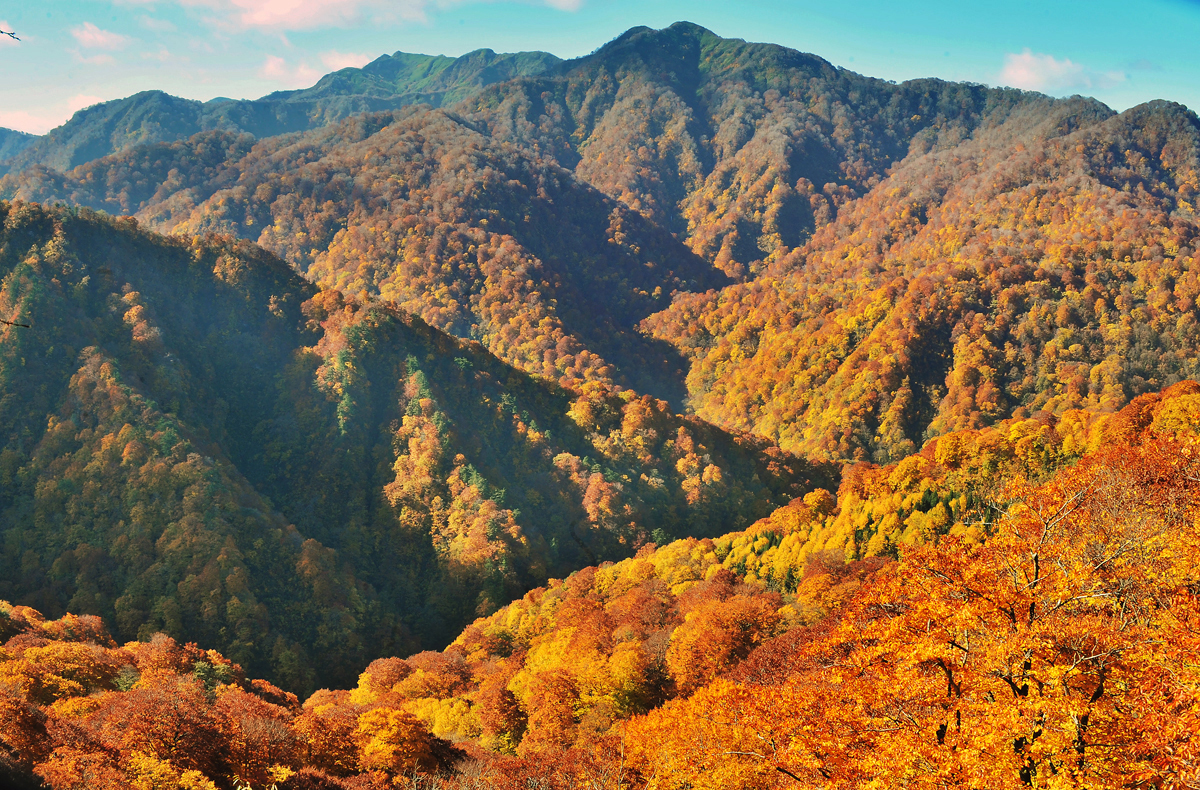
left=664, top=592, right=781, bottom=695
left=0, top=609, right=456, bottom=789
left=624, top=388, right=1200, bottom=787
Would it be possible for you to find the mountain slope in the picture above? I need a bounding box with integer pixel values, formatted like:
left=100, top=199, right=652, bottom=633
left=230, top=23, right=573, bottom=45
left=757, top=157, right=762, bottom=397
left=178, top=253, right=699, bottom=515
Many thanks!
left=6, top=23, right=1200, bottom=465
left=265, top=48, right=561, bottom=111
left=2, top=47, right=559, bottom=173
left=646, top=97, right=1200, bottom=461
left=0, top=201, right=826, bottom=691
left=0, top=24, right=1046, bottom=406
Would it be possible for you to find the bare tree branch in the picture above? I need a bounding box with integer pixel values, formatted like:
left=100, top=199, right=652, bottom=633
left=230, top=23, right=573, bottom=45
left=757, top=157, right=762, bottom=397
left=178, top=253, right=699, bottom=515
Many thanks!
left=1, top=318, right=30, bottom=328
left=777, top=765, right=806, bottom=782
left=0, top=30, right=19, bottom=41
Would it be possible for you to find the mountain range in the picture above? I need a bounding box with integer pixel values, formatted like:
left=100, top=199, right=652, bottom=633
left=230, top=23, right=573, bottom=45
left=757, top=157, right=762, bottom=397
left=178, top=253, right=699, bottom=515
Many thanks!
left=6, top=23, right=1198, bottom=462
left=0, top=47, right=559, bottom=174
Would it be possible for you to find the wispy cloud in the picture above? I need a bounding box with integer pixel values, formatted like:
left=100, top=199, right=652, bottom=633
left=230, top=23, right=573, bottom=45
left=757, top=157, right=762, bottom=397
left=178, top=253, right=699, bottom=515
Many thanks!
left=181, top=0, right=426, bottom=31
left=144, top=0, right=583, bottom=32
left=0, top=109, right=63, bottom=135
left=139, top=16, right=179, bottom=33
left=72, top=52, right=118, bottom=65
left=67, top=94, right=107, bottom=113
left=320, top=50, right=372, bottom=70
left=259, top=54, right=322, bottom=87
left=143, top=46, right=180, bottom=62
left=71, top=22, right=132, bottom=50
left=1128, top=58, right=1162, bottom=72
left=1000, top=49, right=1124, bottom=92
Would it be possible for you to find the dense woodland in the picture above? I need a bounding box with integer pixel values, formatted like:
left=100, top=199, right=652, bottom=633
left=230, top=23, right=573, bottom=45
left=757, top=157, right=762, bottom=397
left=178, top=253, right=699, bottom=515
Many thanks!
left=2, top=20, right=1200, bottom=788
left=3, top=382, right=1198, bottom=788
left=0, top=23, right=1045, bottom=406
left=0, top=130, right=36, bottom=163
left=648, top=97, right=1200, bottom=462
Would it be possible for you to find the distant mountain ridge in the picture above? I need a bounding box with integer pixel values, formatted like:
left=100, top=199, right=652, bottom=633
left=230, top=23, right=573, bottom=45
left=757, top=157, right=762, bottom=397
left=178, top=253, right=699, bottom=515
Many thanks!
left=1, top=47, right=559, bottom=173
left=4, top=22, right=1200, bottom=789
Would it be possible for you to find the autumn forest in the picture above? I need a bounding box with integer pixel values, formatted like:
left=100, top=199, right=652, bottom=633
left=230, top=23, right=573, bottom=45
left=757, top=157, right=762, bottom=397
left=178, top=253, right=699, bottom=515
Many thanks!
left=2, top=20, right=1200, bottom=789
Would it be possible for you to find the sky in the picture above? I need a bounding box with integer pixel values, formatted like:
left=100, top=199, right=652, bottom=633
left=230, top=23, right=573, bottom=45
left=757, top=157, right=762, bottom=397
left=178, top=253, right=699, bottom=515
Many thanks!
left=1, top=0, right=1199, bottom=135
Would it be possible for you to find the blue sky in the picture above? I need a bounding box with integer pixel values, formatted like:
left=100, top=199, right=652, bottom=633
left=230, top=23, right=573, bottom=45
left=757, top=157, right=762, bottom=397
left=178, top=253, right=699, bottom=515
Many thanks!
left=2, top=0, right=1198, bottom=135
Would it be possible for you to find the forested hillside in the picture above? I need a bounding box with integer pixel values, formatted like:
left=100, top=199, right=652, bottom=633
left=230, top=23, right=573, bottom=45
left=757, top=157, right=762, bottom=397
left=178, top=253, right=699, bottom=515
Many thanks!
left=3, top=20, right=1200, bottom=787
left=647, top=97, right=1200, bottom=461
left=0, top=21, right=1048, bottom=407
left=2, top=381, right=1197, bottom=788
left=0, top=201, right=825, bottom=692
left=1, top=108, right=727, bottom=405
left=464, top=22, right=1032, bottom=268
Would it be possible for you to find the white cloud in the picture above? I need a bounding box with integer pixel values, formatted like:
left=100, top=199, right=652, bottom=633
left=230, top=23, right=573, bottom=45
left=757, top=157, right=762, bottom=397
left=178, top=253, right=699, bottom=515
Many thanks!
left=259, top=55, right=322, bottom=87
left=0, top=109, right=61, bottom=134
left=179, top=0, right=426, bottom=31
left=1000, top=49, right=1124, bottom=93
left=0, top=94, right=107, bottom=135
left=320, top=50, right=372, bottom=70
left=143, top=46, right=178, bottom=62
left=71, top=22, right=132, bottom=50
left=67, top=94, right=107, bottom=113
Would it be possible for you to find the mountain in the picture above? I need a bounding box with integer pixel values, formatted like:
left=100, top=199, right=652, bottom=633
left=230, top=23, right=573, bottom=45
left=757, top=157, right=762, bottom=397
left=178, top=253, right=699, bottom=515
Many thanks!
left=4, top=19, right=1200, bottom=789
left=463, top=21, right=1034, bottom=267
left=265, top=48, right=561, bottom=112
left=645, top=97, right=1200, bottom=461
left=2, top=48, right=559, bottom=173
left=0, top=23, right=1046, bottom=408
left=0, top=200, right=826, bottom=692
left=0, top=128, right=36, bottom=162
